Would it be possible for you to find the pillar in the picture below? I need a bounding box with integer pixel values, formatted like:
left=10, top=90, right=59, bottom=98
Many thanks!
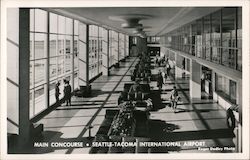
left=78, top=23, right=89, bottom=87
left=175, top=53, right=183, bottom=79
left=237, top=79, right=242, bottom=152
left=102, top=29, right=109, bottom=76
left=190, top=59, right=201, bottom=99
left=19, top=8, right=30, bottom=144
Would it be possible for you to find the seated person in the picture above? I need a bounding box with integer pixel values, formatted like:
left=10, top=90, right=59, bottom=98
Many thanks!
left=128, top=80, right=142, bottom=100
left=118, top=91, right=128, bottom=104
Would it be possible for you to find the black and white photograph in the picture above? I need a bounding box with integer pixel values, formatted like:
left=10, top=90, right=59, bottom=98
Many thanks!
left=1, top=0, right=249, bottom=160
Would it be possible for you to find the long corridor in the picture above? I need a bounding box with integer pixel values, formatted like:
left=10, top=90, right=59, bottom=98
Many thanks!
left=31, top=57, right=236, bottom=154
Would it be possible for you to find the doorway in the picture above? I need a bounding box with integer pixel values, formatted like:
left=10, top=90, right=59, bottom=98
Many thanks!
left=201, top=66, right=213, bottom=99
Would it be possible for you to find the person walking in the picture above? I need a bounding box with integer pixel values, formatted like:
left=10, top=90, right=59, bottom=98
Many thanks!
left=55, top=81, right=61, bottom=105
left=162, top=70, right=166, bottom=84
left=157, top=70, right=163, bottom=91
left=166, top=62, right=171, bottom=78
left=170, top=86, right=179, bottom=112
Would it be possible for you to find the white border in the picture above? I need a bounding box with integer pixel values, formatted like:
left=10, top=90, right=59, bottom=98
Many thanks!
left=1, top=0, right=249, bottom=160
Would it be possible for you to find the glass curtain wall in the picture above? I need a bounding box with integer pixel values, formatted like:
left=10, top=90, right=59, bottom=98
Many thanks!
left=211, top=11, right=221, bottom=64
left=49, top=15, right=74, bottom=106
left=30, top=9, right=48, bottom=118
left=101, top=27, right=108, bottom=72
left=165, top=7, right=242, bottom=72
left=29, top=9, right=129, bottom=119
left=125, top=35, right=129, bottom=57
left=108, top=30, right=113, bottom=67
left=108, top=31, right=125, bottom=67
left=112, top=31, right=119, bottom=64
left=237, top=8, right=242, bottom=71
left=119, top=33, right=125, bottom=60
left=203, top=15, right=211, bottom=61
left=98, top=27, right=103, bottom=74
left=89, top=25, right=108, bottom=79
left=215, top=73, right=237, bottom=104
left=222, top=8, right=237, bottom=69
left=89, top=25, right=99, bottom=79
left=147, top=36, right=160, bottom=43
left=30, top=9, right=77, bottom=118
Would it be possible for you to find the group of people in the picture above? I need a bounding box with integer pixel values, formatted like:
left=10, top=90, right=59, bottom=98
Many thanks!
left=155, top=55, right=180, bottom=112
left=156, top=59, right=171, bottom=91
left=155, top=55, right=169, bottom=67
left=55, top=79, right=72, bottom=106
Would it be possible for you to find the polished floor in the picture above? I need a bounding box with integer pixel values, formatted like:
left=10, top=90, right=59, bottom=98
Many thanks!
left=28, top=57, right=236, bottom=154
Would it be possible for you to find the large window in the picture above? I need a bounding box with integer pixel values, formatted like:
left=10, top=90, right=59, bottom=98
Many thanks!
left=215, top=73, right=237, bottom=104
left=237, top=8, right=242, bottom=71
left=196, top=19, right=203, bottom=58
left=30, top=9, right=77, bottom=118
left=165, top=7, right=242, bottom=72
left=211, top=11, right=221, bottom=64
left=89, top=25, right=98, bottom=79
left=203, top=15, right=211, bottom=61
left=108, top=31, right=113, bottom=66
left=101, top=28, right=108, bottom=72
left=222, top=8, right=237, bottom=69
left=119, top=33, right=125, bottom=60
left=147, top=36, right=160, bottom=43
left=30, top=9, right=48, bottom=118
left=48, top=14, right=74, bottom=106
left=112, top=31, right=119, bottom=64
left=29, top=9, right=129, bottom=119
left=89, top=25, right=103, bottom=79
left=125, top=35, right=129, bottom=57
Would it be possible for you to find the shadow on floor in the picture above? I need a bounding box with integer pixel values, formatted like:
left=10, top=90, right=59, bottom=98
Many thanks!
left=55, top=106, right=118, bottom=111
left=148, top=119, right=181, bottom=153
left=149, top=90, right=166, bottom=111
left=149, top=119, right=235, bottom=142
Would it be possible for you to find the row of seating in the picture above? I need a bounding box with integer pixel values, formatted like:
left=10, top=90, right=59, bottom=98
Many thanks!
left=118, top=83, right=151, bottom=104
left=89, top=109, right=149, bottom=153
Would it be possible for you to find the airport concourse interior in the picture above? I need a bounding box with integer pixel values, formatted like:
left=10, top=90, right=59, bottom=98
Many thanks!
left=7, top=7, right=242, bottom=154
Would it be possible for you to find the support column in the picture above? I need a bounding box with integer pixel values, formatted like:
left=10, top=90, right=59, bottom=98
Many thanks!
left=71, top=20, right=75, bottom=90
left=19, top=8, right=30, bottom=144
left=189, top=59, right=201, bottom=99
left=237, top=79, right=242, bottom=152
left=102, top=29, right=109, bottom=76
left=46, top=11, right=49, bottom=108
left=79, top=23, right=89, bottom=87
left=175, top=53, right=183, bottom=79
left=212, top=70, right=217, bottom=102
left=117, top=33, right=120, bottom=64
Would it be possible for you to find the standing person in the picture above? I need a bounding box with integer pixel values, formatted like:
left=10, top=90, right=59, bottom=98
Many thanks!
left=162, top=70, right=166, bottom=84
left=170, top=86, right=179, bottom=112
left=63, top=79, right=68, bottom=105
left=66, top=81, right=72, bottom=106
left=155, top=55, right=159, bottom=67
left=166, top=62, right=171, bottom=78
left=157, top=70, right=163, bottom=91
left=165, top=57, right=169, bottom=64
left=182, top=58, right=185, bottom=70
left=128, top=79, right=142, bottom=100
left=64, top=80, right=72, bottom=106
left=55, top=81, right=61, bottom=105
